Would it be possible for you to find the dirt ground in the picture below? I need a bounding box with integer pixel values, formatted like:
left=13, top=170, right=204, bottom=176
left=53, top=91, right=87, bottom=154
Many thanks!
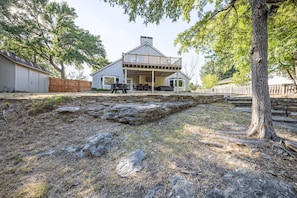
left=0, top=93, right=296, bottom=197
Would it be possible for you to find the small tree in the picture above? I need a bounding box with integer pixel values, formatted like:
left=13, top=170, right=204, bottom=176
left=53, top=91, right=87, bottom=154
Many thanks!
left=201, top=74, right=218, bottom=89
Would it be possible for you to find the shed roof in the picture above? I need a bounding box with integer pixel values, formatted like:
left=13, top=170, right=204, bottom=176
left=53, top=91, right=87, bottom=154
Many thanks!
left=0, top=50, right=50, bottom=74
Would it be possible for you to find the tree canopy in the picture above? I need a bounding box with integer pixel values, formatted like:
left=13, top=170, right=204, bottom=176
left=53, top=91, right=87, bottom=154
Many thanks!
left=0, top=0, right=109, bottom=78
left=189, top=1, right=297, bottom=87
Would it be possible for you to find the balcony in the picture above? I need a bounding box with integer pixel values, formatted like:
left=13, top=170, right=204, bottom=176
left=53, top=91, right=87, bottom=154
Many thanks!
left=122, top=53, right=182, bottom=70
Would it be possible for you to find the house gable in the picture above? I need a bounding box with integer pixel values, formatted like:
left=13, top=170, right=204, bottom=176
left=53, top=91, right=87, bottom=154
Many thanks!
left=90, top=42, right=166, bottom=77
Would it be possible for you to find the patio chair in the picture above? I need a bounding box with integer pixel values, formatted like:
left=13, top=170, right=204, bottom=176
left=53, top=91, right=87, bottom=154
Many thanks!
left=143, top=84, right=149, bottom=91
left=137, top=84, right=143, bottom=90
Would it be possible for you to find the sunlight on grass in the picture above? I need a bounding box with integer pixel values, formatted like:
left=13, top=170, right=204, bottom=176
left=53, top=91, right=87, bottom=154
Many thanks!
left=18, top=181, right=50, bottom=198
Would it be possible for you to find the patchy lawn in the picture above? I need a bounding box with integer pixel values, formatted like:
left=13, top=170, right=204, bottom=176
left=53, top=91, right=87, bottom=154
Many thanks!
left=0, top=95, right=296, bottom=197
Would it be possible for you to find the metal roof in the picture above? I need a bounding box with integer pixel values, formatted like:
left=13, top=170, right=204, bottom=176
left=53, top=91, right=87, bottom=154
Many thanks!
left=0, top=50, right=50, bottom=74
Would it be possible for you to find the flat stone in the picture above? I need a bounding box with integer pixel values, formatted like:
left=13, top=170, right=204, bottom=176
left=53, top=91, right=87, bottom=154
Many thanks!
left=56, top=106, right=80, bottom=113
left=79, top=133, right=115, bottom=157
left=103, top=102, right=195, bottom=125
left=116, top=149, right=146, bottom=177
left=169, top=175, right=195, bottom=198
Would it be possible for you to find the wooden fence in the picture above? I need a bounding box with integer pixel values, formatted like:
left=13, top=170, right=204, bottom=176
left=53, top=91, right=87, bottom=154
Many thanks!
left=49, top=78, right=92, bottom=92
left=195, top=84, right=296, bottom=95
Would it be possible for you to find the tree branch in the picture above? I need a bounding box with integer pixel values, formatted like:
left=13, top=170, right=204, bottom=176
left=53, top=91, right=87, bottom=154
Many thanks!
left=266, top=0, right=286, bottom=3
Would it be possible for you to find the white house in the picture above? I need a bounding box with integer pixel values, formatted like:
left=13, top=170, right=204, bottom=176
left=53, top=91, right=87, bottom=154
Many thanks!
left=91, top=36, right=190, bottom=92
left=0, top=50, right=50, bottom=92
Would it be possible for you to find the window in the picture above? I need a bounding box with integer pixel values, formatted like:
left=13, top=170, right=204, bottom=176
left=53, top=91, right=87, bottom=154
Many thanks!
left=170, top=79, right=184, bottom=88
left=103, top=76, right=116, bottom=86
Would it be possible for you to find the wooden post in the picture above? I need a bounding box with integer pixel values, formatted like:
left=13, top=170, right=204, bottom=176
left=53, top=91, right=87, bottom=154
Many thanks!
left=124, top=69, right=127, bottom=84
left=152, top=70, right=154, bottom=93
left=176, top=71, right=179, bottom=94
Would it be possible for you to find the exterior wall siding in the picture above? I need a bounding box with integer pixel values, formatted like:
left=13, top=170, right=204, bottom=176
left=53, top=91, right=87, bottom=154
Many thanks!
left=92, top=61, right=124, bottom=89
left=129, top=45, right=163, bottom=56
left=38, top=73, right=49, bottom=92
left=15, top=65, right=29, bottom=92
left=165, top=72, right=189, bottom=92
left=0, top=56, right=15, bottom=92
left=0, top=54, right=49, bottom=93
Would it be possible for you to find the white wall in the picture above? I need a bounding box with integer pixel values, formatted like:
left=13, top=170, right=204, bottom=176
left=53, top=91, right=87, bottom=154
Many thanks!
left=92, top=60, right=124, bottom=89
left=15, top=64, right=49, bottom=92
left=129, top=45, right=163, bottom=56
left=165, top=72, right=189, bottom=92
left=15, top=65, right=29, bottom=92
left=0, top=56, right=15, bottom=92
left=38, top=73, right=49, bottom=93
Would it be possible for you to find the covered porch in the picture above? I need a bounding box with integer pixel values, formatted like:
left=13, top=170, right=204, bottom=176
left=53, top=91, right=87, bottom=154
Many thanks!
left=122, top=53, right=182, bottom=93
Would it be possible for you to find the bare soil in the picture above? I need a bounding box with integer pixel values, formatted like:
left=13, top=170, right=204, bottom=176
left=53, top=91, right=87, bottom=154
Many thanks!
left=0, top=94, right=296, bottom=197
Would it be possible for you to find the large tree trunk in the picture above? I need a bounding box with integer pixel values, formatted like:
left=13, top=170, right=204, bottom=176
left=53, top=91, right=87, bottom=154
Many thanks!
left=49, top=56, right=66, bottom=79
left=247, top=0, right=279, bottom=141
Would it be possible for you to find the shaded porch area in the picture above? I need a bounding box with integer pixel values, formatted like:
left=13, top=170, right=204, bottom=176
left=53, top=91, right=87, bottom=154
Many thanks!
left=123, top=69, right=178, bottom=92
left=122, top=53, right=182, bottom=93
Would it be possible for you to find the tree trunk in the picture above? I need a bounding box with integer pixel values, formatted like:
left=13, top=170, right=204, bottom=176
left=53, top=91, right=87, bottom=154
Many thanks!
left=60, top=62, right=66, bottom=79
left=49, top=56, right=66, bottom=79
left=293, top=51, right=297, bottom=92
left=247, top=0, right=279, bottom=141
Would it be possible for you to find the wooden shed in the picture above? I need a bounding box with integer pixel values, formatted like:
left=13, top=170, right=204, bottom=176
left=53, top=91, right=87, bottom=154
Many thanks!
left=0, top=50, right=50, bottom=93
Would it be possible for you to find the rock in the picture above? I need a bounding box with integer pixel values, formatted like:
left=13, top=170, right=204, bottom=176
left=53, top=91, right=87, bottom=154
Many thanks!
left=277, top=149, right=284, bottom=155
left=87, top=106, right=105, bottom=117
left=143, top=131, right=151, bottom=137
left=78, top=133, right=115, bottom=157
left=206, top=171, right=296, bottom=198
left=116, top=149, right=146, bottom=177
left=261, top=153, right=272, bottom=159
left=56, top=106, right=80, bottom=113
left=204, top=188, right=225, bottom=198
left=144, top=184, right=164, bottom=198
left=36, top=134, right=115, bottom=159
left=102, top=102, right=195, bottom=125
left=169, top=175, right=195, bottom=198
left=229, top=126, right=247, bottom=131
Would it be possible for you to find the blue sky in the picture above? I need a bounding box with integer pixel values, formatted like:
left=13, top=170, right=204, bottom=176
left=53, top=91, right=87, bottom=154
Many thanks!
left=56, top=0, right=203, bottom=83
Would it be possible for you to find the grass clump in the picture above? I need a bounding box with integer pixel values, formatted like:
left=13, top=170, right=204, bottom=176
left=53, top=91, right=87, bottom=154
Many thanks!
left=29, top=96, right=71, bottom=115
left=17, top=182, right=51, bottom=198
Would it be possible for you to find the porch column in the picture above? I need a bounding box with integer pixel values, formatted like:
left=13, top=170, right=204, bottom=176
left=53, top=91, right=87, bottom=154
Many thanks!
left=176, top=71, right=179, bottom=94
left=124, top=69, right=127, bottom=84
left=152, top=70, right=155, bottom=93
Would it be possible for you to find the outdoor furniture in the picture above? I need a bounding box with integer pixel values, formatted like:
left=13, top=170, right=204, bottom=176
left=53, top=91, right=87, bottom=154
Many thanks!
left=143, top=84, right=149, bottom=91
left=136, top=84, right=143, bottom=90
left=155, top=86, right=174, bottom=91
left=111, top=83, right=128, bottom=93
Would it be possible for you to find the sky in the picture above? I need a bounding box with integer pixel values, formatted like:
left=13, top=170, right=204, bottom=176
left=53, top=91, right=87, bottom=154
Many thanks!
left=56, top=0, right=204, bottom=84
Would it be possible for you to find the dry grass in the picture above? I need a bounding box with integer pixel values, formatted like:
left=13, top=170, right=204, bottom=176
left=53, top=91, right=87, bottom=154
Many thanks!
left=0, top=97, right=296, bottom=197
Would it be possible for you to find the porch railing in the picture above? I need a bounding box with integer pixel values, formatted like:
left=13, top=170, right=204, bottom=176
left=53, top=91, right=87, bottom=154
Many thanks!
left=122, top=53, right=182, bottom=69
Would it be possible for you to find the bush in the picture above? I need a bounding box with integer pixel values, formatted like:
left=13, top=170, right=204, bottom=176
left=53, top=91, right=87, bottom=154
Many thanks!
left=91, top=87, right=110, bottom=92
